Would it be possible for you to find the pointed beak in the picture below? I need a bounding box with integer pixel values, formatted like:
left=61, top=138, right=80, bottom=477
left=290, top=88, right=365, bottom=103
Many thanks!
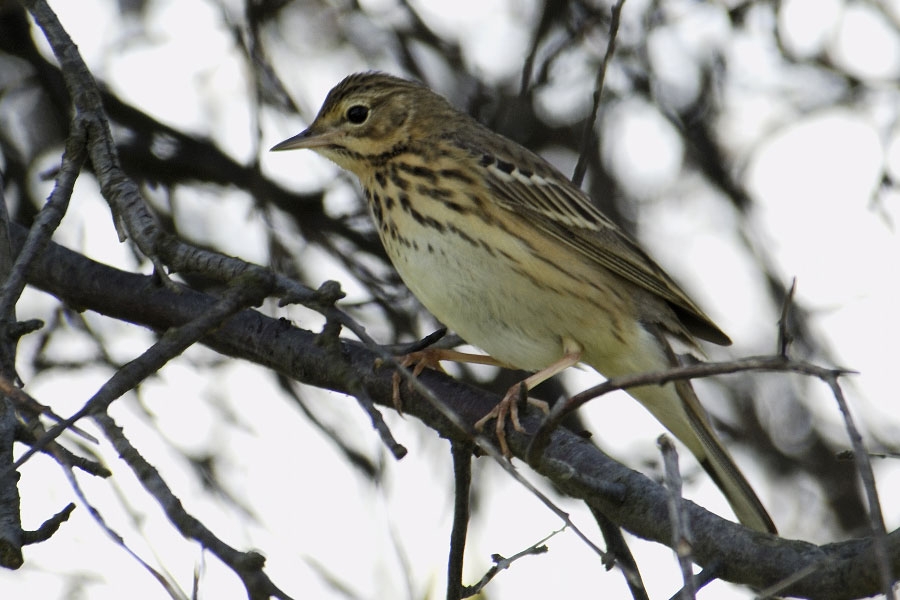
left=270, top=126, right=340, bottom=152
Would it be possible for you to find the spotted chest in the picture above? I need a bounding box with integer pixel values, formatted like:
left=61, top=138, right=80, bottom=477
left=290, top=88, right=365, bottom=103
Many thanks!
left=357, top=156, right=633, bottom=372
left=362, top=160, right=499, bottom=286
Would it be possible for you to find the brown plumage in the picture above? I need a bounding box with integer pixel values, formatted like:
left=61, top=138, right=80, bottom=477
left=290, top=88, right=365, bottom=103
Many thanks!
left=273, top=72, right=775, bottom=533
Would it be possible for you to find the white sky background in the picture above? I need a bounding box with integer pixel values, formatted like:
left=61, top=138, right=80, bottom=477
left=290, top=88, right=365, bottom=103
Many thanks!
left=5, top=0, right=900, bottom=599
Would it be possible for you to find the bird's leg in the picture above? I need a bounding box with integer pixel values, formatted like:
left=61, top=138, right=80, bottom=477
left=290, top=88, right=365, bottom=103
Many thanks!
left=475, top=340, right=583, bottom=457
left=391, top=349, right=508, bottom=413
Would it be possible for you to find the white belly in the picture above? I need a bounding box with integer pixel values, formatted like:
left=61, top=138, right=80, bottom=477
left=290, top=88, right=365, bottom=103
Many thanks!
left=392, top=236, right=558, bottom=369
left=376, top=203, right=635, bottom=373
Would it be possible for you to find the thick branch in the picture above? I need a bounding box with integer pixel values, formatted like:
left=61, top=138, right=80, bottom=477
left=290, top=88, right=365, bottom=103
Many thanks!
left=11, top=223, right=899, bottom=599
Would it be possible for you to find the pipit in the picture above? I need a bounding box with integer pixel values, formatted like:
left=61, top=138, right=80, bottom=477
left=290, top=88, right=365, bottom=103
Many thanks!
left=272, top=72, right=775, bottom=533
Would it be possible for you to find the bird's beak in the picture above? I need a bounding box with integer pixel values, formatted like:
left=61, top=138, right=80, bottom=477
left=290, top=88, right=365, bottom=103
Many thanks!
left=270, top=126, right=339, bottom=152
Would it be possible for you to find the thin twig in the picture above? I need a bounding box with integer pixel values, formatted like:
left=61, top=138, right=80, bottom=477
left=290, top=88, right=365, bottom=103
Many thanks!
left=14, top=420, right=109, bottom=477
left=59, top=463, right=187, bottom=600
left=528, top=354, right=854, bottom=462
left=753, top=561, right=822, bottom=599
left=777, top=278, right=798, bottom=356
left=0, top=375, right=97, bottom=443
left=573, top=0, right=626, bottom=187
left=0, top=120, right=85, bottom=321
left=590, top=506, right=649, bottom=600
left=463, top=527, right=563, bottom=597
left=25, top=0, right=173, bottom=286
left=825, top=375, right=895, bottom=599
left=447, top=442, right=472, bottom=600
left=0, top=396, right=22, bottom=568
left=20, top=503, right=75, bottom=546
left=14, top=274, right=273, bottom=468
left=659, top=435, right=696, bottom=600
left=92, top=412, right=295, bottom=600
left=309, top=282, right=407, bottom=459
left=665, top=568, right=719, bottom=600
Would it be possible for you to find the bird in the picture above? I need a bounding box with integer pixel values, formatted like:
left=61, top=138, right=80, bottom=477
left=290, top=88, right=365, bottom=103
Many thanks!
left=271, top=72, right=776, bottom=534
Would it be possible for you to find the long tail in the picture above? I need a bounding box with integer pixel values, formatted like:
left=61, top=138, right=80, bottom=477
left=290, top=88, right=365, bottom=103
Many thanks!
left=658, top=376, right=776, bottom=534
left=622, top=333, right=776, bottom=534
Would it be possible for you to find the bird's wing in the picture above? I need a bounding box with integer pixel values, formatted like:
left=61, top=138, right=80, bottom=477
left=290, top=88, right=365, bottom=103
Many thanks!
left=478, top=146, right=730, bottom=346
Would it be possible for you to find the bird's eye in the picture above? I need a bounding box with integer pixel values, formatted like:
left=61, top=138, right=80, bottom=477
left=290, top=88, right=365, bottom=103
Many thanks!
left=346, top=105, right=369, bottom=124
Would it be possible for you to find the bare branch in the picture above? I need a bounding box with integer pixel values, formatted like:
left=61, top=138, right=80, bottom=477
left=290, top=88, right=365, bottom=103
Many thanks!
left=92, top=412, right=294, bottom=600
left=13, top=221, right=900, bottom=599
left=825, top=375, right=895, bottom=599
left=573, top=0, right=626, bottom=187
left=464, top=527, right=559, bottom=597
left=447, top=441, right=472, bottom=600
left=60, top=451, right=188, bottom=600
left=528, top=355, right=855, bottom=461
left=658, top=435, right=696, bottom=600
left=14, top=269, right=274, bottom=469
left=0, top=397, right=22, bottom=569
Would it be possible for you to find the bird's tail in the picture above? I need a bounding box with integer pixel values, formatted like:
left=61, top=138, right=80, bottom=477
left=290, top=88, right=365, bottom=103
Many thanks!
left=626, top=333, right=776, bottom=534
left=649, top=376, right=776, bottom=534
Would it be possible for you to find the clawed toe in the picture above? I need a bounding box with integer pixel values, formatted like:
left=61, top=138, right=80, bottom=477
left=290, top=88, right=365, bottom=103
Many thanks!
left=390, top=350, right=449, bottom=414
left=474, top=383, right=530, bottom=457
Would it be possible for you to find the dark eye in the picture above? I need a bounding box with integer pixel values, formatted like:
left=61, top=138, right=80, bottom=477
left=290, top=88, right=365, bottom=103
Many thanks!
left=346, top=105, right=369, bottom=124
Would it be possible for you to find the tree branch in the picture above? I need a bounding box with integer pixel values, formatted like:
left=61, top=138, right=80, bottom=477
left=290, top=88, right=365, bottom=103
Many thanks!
left=12, top=222, right=899, bottom=599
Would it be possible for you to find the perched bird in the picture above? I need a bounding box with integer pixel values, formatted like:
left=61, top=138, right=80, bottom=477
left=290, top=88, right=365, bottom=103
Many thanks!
left=272, top=72, right=776, bottom=533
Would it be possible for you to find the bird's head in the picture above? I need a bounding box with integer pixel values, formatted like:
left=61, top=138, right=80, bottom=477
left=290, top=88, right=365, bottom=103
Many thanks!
left=271, top=72, right=448, bottom=173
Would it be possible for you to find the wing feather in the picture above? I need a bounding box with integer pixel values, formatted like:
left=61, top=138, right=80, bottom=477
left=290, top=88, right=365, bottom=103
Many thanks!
left=480, top=149, right=730, bottom=346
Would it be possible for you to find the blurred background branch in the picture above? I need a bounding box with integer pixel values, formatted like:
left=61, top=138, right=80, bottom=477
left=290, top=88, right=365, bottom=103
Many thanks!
left=1, top=0, right=898, bottom=598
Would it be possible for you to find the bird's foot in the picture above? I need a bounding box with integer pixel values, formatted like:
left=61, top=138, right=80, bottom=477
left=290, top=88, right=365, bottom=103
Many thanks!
left=474, top=383, right=549, bottom=457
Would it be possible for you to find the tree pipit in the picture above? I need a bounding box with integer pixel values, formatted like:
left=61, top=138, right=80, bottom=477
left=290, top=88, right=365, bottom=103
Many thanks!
left=272, top=72, right=776, bottom=533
